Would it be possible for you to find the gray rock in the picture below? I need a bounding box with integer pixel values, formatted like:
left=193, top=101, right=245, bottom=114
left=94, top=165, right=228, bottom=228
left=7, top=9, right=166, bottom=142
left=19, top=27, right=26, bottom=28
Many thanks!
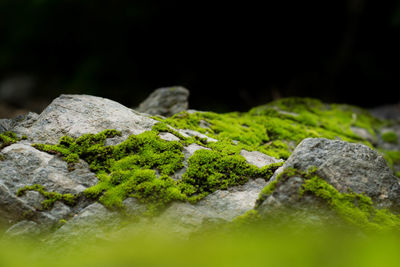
left=49, top=203, right=122, bottom=244
left=278, top=138, right=400, bottom=210
left=0, top=119, right=12, bottom=132
left=350, top=126, right=377, bottom=145
left=370, top=103, right=400, bottom=121
left=155, top=178, right=267, bottom=235
left=136, top=86, right=189, bottom=117
left=122, top=197, right=147, bottom=217
left=12, top=94, right=156, bottom=144
left=0, top=143, right=98, bottom=226
left=158, top=132, right=180, bottom=142
left=3, top=220, right=41, bottom=239
left=178, top=129, right=217, bottom=143
left=240, top=149, right=283, bottom=168
left=257, top=175, right=336, bottom=226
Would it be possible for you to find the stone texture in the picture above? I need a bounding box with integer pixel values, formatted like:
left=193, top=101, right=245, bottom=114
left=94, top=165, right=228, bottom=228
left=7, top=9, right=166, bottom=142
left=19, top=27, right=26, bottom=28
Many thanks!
left=154, top=178, right=267, bottom=235
left=49, top=203, right=122, bottom=244
left=12, top=94, right=156, bottom=144
left=136, top=86, right=189, bottom=117
left=240, top=149, right=283, bottom=168
left=278, top=138, right=400, bottom=210
left=0, top=143, right=98, bottom=226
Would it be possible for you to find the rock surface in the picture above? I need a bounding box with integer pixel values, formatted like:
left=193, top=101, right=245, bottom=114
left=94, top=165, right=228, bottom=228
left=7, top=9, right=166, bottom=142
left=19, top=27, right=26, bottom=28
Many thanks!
left=265, top=138, right=400, bottom=210
left=0, top=143, right=98, bottom=226
left=136, top=86, right=189, bottom=117
left=12, top=94, right=156, bottom=143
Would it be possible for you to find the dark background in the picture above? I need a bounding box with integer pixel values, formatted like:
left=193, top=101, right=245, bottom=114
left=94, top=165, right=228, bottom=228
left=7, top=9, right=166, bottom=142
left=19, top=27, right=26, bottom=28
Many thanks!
left=0, top=0, right=400, bottom=116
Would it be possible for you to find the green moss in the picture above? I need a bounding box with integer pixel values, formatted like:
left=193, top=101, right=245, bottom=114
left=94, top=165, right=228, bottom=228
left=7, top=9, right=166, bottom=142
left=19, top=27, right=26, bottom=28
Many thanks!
left=0, top=153, right=4, bottom=161
left=382, top=131, right=398, bottom=144
left=16, top=184, right=78, bottom=210
left=156, top=98, right=381, bottom=161
left=0, top=131, right=24, bottom=149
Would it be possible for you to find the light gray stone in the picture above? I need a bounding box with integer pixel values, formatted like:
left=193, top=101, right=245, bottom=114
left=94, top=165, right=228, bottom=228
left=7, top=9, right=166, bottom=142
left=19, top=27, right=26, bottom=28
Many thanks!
left=158, top=132, right=180, bottom=142
left=155, top=178, right=267, bottom=235
left=12, top=94, right=156, bottom=144
left=240, top=149, right=283, bottom=168
left=136, top=86, right=189, bottom=117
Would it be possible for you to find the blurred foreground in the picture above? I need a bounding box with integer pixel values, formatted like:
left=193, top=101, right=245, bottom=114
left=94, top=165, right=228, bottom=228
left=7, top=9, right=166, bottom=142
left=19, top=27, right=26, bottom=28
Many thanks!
left=1, top=223, right=400, bottom=267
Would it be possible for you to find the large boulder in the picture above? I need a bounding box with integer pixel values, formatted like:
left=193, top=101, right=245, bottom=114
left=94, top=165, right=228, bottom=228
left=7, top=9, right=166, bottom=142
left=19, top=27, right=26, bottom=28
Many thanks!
left=258, top=138, right=400, bottom=217
left=12, top=94, right=156, bottom=144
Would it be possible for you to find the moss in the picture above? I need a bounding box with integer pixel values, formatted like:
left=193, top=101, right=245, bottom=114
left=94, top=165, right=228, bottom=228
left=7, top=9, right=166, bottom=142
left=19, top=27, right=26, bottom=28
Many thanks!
left=16, top=184, right=78, bottom=210
left=0, top=153, right=4, bottom=161
left=156, top=97, right=381, bottom=161
left=0, top=131, right=24, bottom=149
left=255, top=167, right=400, bottom=231
left=382, top=131, right=398, bottom=144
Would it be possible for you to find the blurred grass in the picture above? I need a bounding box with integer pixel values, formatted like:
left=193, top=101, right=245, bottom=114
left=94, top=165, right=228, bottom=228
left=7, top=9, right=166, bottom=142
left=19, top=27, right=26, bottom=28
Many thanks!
left=2, top=224, right=400, bottom=267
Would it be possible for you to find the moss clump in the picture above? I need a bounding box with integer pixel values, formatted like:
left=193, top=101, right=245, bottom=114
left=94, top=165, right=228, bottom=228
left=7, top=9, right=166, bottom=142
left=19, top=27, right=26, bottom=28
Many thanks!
left=0, top=131, right=24, bottom=149
left=0, top=153, right=4, bottom=161
left=180, top=149, right=283, bottom=202
left=157, top=98, right=381, bottom=160
left=32, top=128, right=281, bottom=214
left=16, top=184, right=78, bottom=210
left=255, top=168, right=400, bottom=231
left=382, top=131, right=398, bottom=144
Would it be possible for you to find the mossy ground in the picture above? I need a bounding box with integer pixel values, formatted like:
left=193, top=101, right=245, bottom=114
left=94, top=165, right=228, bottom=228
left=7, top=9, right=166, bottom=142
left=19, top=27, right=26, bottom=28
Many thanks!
left=30, top=126, right=281, bottom=214
left=20, top=97, right=400, bottom=222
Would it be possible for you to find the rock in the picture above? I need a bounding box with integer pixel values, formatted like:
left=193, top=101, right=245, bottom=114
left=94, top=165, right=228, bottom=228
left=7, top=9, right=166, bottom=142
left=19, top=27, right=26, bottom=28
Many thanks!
left=350, top=126, right=377, bottom=145
left=370, top=103, right=400, bottom=121
left=49, top=203, right=122, bottom=245
left=155, top=178, right=267, bottom=235
left=136, top=86, right=189, bottom=117
left=3, top=220, right=41, bottom=239
left=240, top=149, right=283, bottom=168
left=257, top=174, right=335, bottom=226
left=122, top=197, right=147, bottom=217
left=158, top=132, right=180, bottom=142
left=0, top=143, right=98, bottom=226
left=178, top=129, right=217, bottom=143
left=276, top=138, right=400, bottom=210
left=12, top=94, right=156, bottom=144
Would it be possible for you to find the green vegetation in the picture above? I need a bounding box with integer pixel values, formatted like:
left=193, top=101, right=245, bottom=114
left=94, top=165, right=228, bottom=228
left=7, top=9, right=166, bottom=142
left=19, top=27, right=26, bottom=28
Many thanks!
left=160, top=98, right=381, bottom=159
left=382, top=131, right=398, bottom=144
left=16, top=184, right=78, bottom=210
left=0, top=131, right=25, bottom=149
left=31, top=127, right=281, bottom=214
left=382, top=150, right=400, bottom=170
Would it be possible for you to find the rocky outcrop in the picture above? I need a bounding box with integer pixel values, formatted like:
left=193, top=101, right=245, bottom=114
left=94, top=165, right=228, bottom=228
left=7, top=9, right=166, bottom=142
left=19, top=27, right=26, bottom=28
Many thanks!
left=257, top=138, right=400, bottom=221
left=136, top=86, right=189, bottom=117
left=1, top=93, right=400, bottom=243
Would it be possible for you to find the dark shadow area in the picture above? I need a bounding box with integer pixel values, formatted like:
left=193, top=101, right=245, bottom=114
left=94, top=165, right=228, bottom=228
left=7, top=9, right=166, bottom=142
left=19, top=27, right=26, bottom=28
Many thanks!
left=0, top=0, right=399, bottom=116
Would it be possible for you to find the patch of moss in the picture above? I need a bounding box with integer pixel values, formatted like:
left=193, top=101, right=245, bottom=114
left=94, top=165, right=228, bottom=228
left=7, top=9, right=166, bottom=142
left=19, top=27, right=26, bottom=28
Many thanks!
left=0, top=131, right=23, bottom=149
left=157, top=98, right=381, bottom=160
left=382, top=131, right=398, bottom=144
left=16, top=184, right=78, bottom=210
left=32, top=128, right=281, bottom=214
left=0, top=153, right=4, bottom=161
left=180, top=149, right=282, bottom=202
left=255, top=167, right=400, bottom=231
